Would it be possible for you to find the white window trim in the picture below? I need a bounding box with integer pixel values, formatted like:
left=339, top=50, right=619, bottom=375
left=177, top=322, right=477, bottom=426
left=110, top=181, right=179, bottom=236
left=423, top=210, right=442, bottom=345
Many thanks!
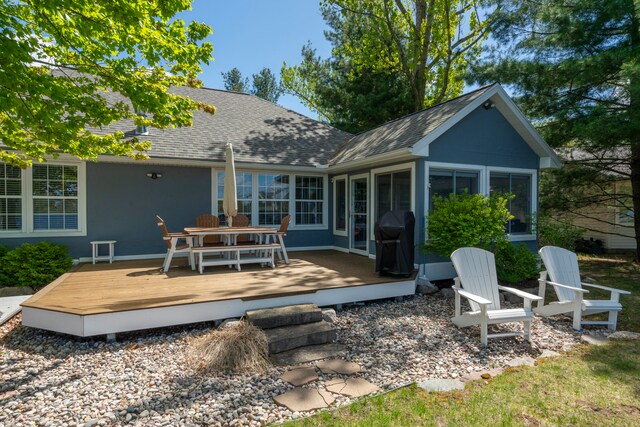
left=0, top=160, right=87, bottom=238
left=424, top=161, right=537, bottom=242
left=369, top=162, right=416, bottom=241
left=332, top=174, right=348, bottom=236
left=211, top=168, right=329, bottom=231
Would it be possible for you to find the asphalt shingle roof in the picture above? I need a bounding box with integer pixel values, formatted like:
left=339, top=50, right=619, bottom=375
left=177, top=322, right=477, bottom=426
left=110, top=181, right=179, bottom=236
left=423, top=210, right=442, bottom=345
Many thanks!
left=93, top=85, right=351, bottom=167
left=329, top=84, right=497, bottom=165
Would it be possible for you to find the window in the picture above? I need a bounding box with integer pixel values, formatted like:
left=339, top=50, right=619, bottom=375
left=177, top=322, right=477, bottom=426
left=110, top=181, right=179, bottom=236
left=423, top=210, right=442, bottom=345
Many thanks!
left=375, top=170, right=411, bottom=220
left=333, top=177, right=347, bottom=234
left=428, top=169, right=479, bottom=211
left=32, top=164, right=79, bottom=230
left=490, top=173, right=532, bottom=234
left=258, top=173, right=289, bottom=226
left=216, top=171, right=253, bottom=225
left=295, top=175, right=323, bottom=225
left=0, top=163, right=22, bottom=231
left=0, top=161, right=85, bottom=236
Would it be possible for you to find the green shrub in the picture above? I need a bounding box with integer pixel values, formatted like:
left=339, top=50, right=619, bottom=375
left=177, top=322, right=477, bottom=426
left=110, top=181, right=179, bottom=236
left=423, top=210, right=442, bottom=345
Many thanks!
left=493, top=240, right=539, bottom=284
left=0, top=245, right=10, bottom=286
left=422, top=193, right=513, bottom=257
left=0, top=245, right=9, bottom=259
left=535, top=214, right=586, bottom=250
left=0, top=241, right=72, bottom=287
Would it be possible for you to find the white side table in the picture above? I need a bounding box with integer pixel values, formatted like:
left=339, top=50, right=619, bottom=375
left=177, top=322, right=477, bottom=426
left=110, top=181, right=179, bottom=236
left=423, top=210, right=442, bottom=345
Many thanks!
left=90, top=240, right=116, bottom=264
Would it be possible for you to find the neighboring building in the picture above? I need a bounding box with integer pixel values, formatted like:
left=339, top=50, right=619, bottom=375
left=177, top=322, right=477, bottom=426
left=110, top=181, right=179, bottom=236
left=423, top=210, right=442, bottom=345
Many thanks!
left=558, top=148, right=635, bottom=252
left=0, top=83, right=561, bottom=280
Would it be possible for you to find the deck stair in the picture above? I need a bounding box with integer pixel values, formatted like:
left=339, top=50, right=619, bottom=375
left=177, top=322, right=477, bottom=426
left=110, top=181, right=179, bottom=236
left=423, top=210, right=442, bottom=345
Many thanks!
left=246, top=304, right=337, bottom=354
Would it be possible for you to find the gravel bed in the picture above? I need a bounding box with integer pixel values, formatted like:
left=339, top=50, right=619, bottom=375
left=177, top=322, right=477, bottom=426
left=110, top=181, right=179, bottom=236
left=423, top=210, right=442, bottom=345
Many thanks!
left=0, top=295, right=582, bottom=426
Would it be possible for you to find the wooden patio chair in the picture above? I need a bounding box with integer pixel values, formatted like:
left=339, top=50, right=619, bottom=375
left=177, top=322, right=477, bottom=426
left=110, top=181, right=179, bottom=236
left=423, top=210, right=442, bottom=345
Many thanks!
left=156, top=215, right=195, bottom=273
left=230, top=214, right=254, bottom=244
left=264, top=214, right=290, bottom=264
left=195, top=213, right=222, bottom=246
left=535, top=246, right=630, bottom=331
left=451, top=247, right=542, bottom=346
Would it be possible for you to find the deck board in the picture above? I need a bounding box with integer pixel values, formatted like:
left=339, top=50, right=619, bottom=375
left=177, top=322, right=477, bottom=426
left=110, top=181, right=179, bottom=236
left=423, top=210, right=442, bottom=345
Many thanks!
left=22, top=251, right=413, bottom=315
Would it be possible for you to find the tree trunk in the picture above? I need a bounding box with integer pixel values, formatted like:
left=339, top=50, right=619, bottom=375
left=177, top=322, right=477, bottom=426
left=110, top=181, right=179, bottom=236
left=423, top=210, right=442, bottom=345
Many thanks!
left=629, top=7, right=640, bottom=263
left=631, top=144, right=640, bottom=263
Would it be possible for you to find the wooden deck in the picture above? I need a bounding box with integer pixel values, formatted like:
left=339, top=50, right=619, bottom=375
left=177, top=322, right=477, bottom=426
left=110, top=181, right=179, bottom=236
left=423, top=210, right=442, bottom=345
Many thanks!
left=21, top=251, right=417, bottom=337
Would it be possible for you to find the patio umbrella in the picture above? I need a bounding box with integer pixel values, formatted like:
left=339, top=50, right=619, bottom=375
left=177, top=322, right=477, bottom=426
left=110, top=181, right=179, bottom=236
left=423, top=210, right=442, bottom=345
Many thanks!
left=222, top=143, right=238, bottom=226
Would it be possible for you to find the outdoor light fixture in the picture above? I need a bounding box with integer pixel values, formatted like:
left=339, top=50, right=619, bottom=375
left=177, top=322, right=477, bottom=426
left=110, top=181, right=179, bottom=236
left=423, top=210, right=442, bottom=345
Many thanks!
left=146, top=172, right=162, bottom=180
left=483, top=100, right=495, bottom=110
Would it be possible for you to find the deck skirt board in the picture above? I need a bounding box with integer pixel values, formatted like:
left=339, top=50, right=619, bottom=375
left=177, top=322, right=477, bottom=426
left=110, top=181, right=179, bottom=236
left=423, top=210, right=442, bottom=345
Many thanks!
left=20, top=251, right=417, bottom=336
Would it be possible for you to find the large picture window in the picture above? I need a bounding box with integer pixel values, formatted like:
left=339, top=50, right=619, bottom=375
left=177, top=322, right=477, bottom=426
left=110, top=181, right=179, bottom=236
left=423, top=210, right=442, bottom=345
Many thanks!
left=490, top=172, right=532, bottom=234
left=216, top=171, right=253, bottom=225
left=375, top=170, right=411, bottom=220
left=295, top=176, right=323, bottom=225
left=0, top=163, right=22, bottom=231
left=428, top=169, right=479, bottom=211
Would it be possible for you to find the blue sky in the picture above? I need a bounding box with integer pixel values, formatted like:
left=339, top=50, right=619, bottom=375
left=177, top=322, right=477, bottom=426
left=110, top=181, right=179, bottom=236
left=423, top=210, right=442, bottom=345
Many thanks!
left=178, top=0, right=331, bottom=118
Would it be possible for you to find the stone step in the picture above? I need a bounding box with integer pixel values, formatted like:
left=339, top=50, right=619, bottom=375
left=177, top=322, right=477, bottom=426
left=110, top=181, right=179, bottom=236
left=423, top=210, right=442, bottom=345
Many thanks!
left=270, top=343, right=347, bottom=366
left=265, top=320, right=337, bottom=354
left=246, top=304, right=322, bottom=329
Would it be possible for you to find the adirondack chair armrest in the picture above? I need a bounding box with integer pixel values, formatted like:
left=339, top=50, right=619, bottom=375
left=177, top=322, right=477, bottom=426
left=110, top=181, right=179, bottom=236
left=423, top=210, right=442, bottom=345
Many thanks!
left=543, top=280, right=589, bottom=294
left=581, top=282, right=631, bottom=295
left=497, top=286, right=543, bottom=302
left=452, top=286, right=492, bottom=306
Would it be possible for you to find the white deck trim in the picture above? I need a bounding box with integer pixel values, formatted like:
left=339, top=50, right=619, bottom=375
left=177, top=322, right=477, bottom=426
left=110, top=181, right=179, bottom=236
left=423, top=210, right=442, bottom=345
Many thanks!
left=22, top=279, right=417, bottom=337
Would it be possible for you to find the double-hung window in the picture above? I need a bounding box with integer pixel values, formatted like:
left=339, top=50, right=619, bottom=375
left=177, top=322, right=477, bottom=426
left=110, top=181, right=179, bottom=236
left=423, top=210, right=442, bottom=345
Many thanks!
left=489, top=172, right=532, bottom=234
left=375, top=170, right=412, bottom=221
left=32, top=164, right=79, bottom=230
left=0, top=163, right=22, bottom=231
left=258, top=173, right=290, bottom=226
left=216, top=171, right=253, bottom=225
left=295, top=176, right=324, bottom=226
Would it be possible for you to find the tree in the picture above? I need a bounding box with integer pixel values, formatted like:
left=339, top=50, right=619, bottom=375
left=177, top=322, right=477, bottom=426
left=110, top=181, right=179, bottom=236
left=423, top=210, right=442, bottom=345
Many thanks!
left=221, top=67, right=249, bottom=93
left=472, top=0, right=640, bottom=262
left=282, top=0, right=494, bottom=132
left=251, top=67, right=282, bottom=103
left=0, top=0, right=214, bottom=168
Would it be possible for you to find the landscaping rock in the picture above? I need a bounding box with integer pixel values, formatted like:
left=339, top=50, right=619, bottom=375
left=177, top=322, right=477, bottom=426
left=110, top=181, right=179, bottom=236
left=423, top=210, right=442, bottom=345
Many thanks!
left=538, top=349, right=560, bottom=358
left=265, top=320, right=336, bottom=354
left=416, top=282, right=439, bottom=295
left=505, top=356, right=536, bottom=367
left=247, top=304, right=322, bottom=329
left=417, top=379, right=465, bottom=392
left=316, top=359, right=362, bottom=375
left=219, top=318, right=241, bottom=329
left=325, top=378, right=380, bottom=397
left=608, top=331, right=640, bottom=341
left=270, top=343, right=347, bottom=366
left=273, top=387, right=335, bottom=412
left=460, top=368, right=504, bottom=382
left=280, top=367, right=318, bottom=386
left=321, top=308, right=337, bottom=323
left=0, top=286, right=33, bottom=297
left=581, top=334, right=609, bottom=346
left=439, top=288, right=455, bottom=299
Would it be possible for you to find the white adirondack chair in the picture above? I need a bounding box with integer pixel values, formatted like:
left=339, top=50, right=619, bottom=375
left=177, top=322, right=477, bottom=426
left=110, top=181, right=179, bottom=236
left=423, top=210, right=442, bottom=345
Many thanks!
left=535, top=246, right=630, bottom=331
left=451, top=247, right=543, bottom=346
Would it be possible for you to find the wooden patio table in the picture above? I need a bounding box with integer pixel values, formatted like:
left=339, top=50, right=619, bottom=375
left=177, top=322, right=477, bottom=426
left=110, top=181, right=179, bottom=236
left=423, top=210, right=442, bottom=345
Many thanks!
left=184, top=226, right=278, bottom=246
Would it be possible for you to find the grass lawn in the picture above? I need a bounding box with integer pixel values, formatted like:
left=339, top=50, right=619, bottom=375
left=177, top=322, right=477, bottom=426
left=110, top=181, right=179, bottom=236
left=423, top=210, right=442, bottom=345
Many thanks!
left=284, top=255, right=640, bottom=427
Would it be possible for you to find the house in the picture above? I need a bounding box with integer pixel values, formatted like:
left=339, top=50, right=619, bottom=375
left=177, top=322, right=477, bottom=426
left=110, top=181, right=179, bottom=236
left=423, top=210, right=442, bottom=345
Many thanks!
left=557, top=148, right=635, bottom=252
left=0, top=82, right=561, bottom=281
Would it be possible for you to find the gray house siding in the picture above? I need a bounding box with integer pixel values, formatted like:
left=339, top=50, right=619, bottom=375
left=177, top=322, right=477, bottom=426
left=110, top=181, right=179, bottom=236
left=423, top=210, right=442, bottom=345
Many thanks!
left=427, top=106, right=539, bottom=169
left=1, top=162, right=333, bottom=258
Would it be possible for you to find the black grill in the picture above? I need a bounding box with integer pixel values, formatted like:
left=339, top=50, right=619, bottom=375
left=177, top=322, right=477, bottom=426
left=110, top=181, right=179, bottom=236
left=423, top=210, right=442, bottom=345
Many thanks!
left=374, top=210, right=415, bottom=276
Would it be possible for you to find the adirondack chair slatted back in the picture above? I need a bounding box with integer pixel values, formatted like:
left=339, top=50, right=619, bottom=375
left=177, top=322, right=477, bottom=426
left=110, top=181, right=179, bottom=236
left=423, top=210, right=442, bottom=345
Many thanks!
left=451, top=248, right=501, bottom=311
left=195, top=213, right=220, bottom=244
left=539, top=246, right=582, bottom=302
left=156, top=215, right=172, bottom=249
left=231, top=214, right=251, bottom=242
left=279, top=214, right=291, bottom=234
